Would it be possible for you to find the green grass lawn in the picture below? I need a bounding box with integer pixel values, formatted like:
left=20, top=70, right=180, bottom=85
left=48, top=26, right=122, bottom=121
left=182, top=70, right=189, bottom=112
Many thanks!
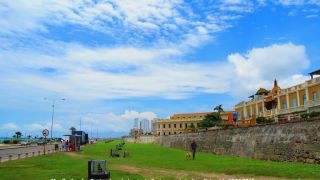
left=0, top=140, right=320, bottom=179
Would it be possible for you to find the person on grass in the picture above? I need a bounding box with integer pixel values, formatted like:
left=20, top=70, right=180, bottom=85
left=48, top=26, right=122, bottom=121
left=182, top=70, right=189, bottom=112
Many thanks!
left=190, top=140, right=197, bottom=160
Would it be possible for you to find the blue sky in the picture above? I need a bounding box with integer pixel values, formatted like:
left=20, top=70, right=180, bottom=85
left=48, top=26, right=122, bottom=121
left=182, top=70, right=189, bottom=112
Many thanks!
left=0, top=0, right=319, bottom=138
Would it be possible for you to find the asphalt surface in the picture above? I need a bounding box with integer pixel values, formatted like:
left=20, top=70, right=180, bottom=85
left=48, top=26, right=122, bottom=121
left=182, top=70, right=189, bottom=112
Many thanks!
left=0, top=143, right=62, bottom=162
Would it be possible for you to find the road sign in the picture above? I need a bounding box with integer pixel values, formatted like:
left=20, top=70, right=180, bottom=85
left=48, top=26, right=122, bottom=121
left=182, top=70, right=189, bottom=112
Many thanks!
left=42, top=129, right=49, bottom=137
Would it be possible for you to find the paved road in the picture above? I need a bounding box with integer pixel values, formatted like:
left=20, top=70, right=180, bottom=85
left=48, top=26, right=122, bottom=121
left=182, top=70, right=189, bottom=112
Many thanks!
left=0, top=143, right=62, bottom=162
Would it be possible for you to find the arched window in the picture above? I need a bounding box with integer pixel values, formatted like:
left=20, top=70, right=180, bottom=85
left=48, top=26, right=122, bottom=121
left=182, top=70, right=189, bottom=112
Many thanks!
left=303, top=94, right=307, bottom=104
left=282, top=100, right=287, bottom=109
left=312, top=92, right=317, bottom=101
left=292, top=97, right=297, bottom=107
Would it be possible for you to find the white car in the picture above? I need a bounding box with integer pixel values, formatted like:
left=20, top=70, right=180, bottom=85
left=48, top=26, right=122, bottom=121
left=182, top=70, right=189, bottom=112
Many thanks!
left=20, top=141, right=31, bottom=146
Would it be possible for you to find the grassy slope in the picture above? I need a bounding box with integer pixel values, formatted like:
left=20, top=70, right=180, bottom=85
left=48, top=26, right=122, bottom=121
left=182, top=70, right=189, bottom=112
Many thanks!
left=0, top=140, right=320, bottom=179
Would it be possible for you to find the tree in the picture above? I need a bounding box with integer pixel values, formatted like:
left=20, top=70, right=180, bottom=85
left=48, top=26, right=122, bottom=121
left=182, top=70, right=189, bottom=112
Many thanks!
left=214, top=104, right=224, bottom=121
left=188, top=123, right=196, bottom=132
left=199, top=113, right=220, bottom=128
left=69, top=126, right=77, bottom=132
left=14, top=131, right=22, bottom=140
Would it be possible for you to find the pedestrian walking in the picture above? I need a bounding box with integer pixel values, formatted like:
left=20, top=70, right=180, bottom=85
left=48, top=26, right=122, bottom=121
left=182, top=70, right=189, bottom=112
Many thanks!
left=190, top=140, right=197, bottom=160
left=65, top=140, right=69, bottom=152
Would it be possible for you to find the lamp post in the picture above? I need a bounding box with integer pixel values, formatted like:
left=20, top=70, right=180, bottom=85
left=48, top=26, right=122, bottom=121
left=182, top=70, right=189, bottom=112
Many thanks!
left=44, top=98, right=65, bottom=139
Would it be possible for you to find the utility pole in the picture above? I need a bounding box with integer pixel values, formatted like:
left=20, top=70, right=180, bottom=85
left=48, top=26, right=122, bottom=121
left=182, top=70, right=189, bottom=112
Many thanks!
left=44, top=98, right=65, bottom=139
left=80, top=117, right=82, bottom=131
left=51, top=103, right=55, bottom=139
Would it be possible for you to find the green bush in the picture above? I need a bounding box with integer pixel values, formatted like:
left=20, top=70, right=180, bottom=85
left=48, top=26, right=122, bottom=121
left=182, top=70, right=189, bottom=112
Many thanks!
left=3, top=140, right=10, bottom=144
left=301, top=112, right=309, bottom=118
left=309, top=111, right=320, bottom=118
left=256, top=117, right=266, bottom=124
left=12, top=140, right=19, bottom=144
left=300, top=111, right=320, bottom=118
left=267, top=118, right=275, bottom=123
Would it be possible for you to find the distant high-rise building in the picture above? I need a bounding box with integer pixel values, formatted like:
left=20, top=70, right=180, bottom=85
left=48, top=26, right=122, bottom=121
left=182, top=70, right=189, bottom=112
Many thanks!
left=133, top=118, right=139, bottom=128
left=141, top=119, right=150, bottom=133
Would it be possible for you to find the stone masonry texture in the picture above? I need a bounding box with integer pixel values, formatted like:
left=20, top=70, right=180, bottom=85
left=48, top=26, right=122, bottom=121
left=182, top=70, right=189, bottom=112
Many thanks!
left=152, top=118, right=320, bottom=164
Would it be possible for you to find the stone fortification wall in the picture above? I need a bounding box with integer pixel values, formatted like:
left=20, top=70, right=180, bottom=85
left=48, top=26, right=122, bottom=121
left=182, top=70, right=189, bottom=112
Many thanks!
left=124, top=136, right=155, bottom=144
left=155, top=118, right=320, bottom=164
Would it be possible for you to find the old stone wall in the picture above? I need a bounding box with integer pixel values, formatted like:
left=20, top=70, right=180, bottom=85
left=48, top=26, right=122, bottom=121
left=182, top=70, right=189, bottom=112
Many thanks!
left=124, top=136, right=156, bottom=144
left=154, top=118, right=320, bottom=164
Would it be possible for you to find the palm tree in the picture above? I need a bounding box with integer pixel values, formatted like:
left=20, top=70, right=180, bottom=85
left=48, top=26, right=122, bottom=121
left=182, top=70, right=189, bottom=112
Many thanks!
left=214, top=104, right=224, bottom=122
left=69, top=126, right=77, bottom=134
left=14, top=131, right=22, bottom=140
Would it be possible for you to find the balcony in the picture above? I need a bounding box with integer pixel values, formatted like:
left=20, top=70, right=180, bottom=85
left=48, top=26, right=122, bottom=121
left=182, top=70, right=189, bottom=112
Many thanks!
left=278, top=106, right=307, bottom=115
left=305, top=99, right=320, bottom=108
left=308, top=76, right=320, bottom=86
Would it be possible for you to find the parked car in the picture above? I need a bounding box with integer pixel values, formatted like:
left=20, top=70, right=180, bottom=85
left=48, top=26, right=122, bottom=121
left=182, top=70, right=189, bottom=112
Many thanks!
left=37, top=141, right=47, bottom=145
left=20, top=141, right=31, bottom=146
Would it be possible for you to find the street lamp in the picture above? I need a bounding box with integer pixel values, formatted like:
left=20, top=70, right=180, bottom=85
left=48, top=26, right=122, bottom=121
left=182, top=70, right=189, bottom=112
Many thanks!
left=44, top=97, right=65, bottom=139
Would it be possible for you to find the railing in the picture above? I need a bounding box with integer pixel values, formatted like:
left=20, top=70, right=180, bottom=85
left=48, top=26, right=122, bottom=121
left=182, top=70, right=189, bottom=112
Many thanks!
left=278, top=106, right=307, bottom=115
left=0, top=145, right=61, bottom=163
left=305, top=99, right=320, bottom=107
left=235, top=101, right=245, bottom=107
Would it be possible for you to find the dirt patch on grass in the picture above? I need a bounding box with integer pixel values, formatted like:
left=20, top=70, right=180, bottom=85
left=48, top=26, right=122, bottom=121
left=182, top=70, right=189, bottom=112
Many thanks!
left=113, top=164, right=290, bottom=180
left=65, top=152, right=84, bottom=158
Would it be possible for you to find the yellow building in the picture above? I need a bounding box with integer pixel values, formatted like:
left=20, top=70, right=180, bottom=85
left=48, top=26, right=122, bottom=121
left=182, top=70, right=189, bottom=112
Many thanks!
left=235, top=70, right=320, bottom=121
left=152, top=112, right=231, bottom=136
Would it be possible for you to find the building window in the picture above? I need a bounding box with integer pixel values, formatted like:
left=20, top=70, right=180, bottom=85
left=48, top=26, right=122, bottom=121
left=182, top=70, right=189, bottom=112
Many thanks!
left=169, top=132, right=171, bottom=135
left=292, top=97, right=297, bottom=108
left=303, top=94, right=307, bottom=104
left=163, top=132, right=165, bottom=135
left=174, top=132, right=176, bottom=134
left=259, top=106, right=263, bottom=113
left=318, top=89, right=320, bottom=99
left=169, top=124, right=171, bottom=128
left=163, top=124, right=165, bottom=129
left=312, top=92, right=317, bottom=101
left=282, top=100, right=287, bottom=109
left=158, top=125, right=160, bottom=129
left=180, top=124, right=182, bottom=128
left=185, top=123, right=187, bottom=128
left=174, top=124, right=176, bottom=128
left=158, top=132, right=160, bottom=135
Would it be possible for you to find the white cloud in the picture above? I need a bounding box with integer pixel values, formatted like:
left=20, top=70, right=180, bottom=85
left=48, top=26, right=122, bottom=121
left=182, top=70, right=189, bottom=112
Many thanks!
left=278, top=0, right=320, bottom=6
left=24, top=123, right=46, bottom=131
left=0, top=42, right=232, bottom=101
left=1, top=123, right=18, bottom=130
left=228, top=43, right=310, bottom=97
left=306, top=14, right=319, bottom=18
left=71, top=110, right=157, bottom=133
left=0, top=0, right=227, bottom=46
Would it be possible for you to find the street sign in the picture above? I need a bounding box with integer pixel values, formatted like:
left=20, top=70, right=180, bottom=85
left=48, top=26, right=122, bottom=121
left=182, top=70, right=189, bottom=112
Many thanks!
left=42, top=129, right=49, bottom=137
